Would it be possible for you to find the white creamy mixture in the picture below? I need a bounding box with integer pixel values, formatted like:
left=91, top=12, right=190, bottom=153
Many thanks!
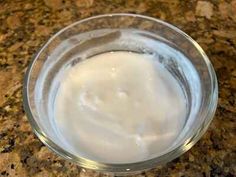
left=54, top=51, right=187, bottom=163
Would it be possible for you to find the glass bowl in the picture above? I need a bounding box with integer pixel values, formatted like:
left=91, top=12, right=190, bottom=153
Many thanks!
left=23, top=13, right=218, bottom=175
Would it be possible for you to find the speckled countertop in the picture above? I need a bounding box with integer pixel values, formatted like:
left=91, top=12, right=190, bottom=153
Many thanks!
left=0, top=0, right=235, bottom=176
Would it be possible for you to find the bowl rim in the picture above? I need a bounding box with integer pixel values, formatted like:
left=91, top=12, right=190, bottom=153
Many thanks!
left=23, top=13, right=218, bottom=173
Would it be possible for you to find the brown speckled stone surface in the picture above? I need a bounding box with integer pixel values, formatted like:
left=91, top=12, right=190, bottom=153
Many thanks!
left=0, top=0, right=235, bottom=176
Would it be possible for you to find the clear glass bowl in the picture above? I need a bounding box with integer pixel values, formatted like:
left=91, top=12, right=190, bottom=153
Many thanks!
left=23, top=13, right=218, bottom=175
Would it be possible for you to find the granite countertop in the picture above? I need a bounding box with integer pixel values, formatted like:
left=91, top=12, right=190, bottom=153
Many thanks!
left=0, top=0, right=235, bottom=176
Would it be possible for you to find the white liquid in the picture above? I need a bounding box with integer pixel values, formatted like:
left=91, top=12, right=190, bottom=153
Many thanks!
left=54, top=51, right=187, bottom=163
